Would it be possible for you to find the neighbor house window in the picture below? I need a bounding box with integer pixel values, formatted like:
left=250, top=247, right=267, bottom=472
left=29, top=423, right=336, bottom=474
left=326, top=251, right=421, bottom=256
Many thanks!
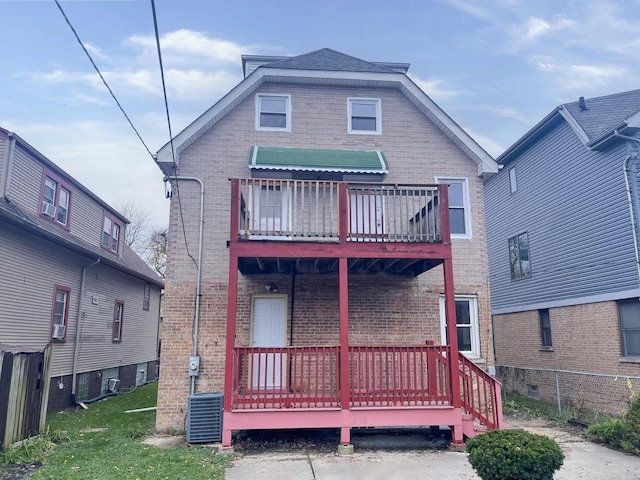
left=51, top=285, right=70, bottom=340
left=102, top=213, right=121, bottom=253
left=617, top=298, right=640, bottom=357
left=113, top=300, right=124, bottom=341
left=76, top=372, right=90, bottom=402
left=143, top=284, right=151, bottom=311
left=348, top=98, right=381, bottom=134
left=439, top=295, right=480, bottom=357
left=436, top=177, right=471, bottom=238
left=509, top=232, right=532, bottom=280
left=41, top=171, right=72, bottom=228
left=509, top=167, right=518, bottom=193
left=100, top=367, right=120, bottom=395
left=255, top=94, right=291, bottom=131
left=539, top=309, right=552, bottom=348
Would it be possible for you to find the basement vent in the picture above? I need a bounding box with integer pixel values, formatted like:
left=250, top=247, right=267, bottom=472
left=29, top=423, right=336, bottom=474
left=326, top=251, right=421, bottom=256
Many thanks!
left=186, top=393, right=223, bottom=443
left=527, top=384, right=539, bottom=399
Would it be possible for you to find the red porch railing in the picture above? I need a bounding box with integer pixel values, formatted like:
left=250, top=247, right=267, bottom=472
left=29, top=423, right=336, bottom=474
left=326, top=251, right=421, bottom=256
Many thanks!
left=458, top=353, right=503, bottom=430
left=348, top=345, right=450, bottom=406
left=235, top=179, right=443, bottom=243
left=232, top=346, right=340, bottom=409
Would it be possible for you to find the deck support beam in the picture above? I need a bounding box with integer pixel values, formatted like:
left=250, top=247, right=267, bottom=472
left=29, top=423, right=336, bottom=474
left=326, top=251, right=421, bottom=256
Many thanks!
left=338, top=256, right=350, bottom=445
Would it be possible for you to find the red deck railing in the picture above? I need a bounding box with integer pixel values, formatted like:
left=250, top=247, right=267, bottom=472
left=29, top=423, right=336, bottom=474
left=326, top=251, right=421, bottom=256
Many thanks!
left=235, top=179, right=443, bottom=243
left=458, top=353, right=503, bottom=430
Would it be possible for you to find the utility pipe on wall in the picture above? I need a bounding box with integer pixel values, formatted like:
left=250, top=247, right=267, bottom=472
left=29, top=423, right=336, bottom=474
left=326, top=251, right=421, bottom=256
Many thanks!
left=71, top=258, right=101, bottom=404
left=614, top=130, right=640, bottom=300
left=164, top=175, right=205, bottom=396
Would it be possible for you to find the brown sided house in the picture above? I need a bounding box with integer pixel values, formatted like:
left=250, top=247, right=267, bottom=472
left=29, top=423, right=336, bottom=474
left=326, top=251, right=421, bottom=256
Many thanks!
left=0, top=127, right=163, bottom=416
left=154, top=49, right=501, bottom=448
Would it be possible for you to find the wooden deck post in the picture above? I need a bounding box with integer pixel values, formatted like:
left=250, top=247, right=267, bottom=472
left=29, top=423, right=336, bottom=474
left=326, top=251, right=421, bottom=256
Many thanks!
left=339, top=256, right=351, bottom=445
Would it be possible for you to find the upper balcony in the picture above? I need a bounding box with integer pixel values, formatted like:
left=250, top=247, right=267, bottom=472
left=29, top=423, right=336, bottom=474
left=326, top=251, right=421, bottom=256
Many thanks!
left=229, top=179, right=452, bottom=276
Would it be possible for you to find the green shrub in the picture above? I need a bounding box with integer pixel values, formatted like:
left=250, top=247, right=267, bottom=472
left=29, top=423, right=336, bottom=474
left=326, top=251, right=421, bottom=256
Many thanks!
left=586, top=396, right=640, bottom=454
left=466, top=429, right=564, bottom=480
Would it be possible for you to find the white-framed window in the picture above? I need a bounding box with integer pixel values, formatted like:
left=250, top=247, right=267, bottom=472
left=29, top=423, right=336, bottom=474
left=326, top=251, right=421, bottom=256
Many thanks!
left=113, top=300, right=124, bottom=341
left=435, top=177, right=471, bottom=238
left=51, top=285, right=70, bottom=340
left=41, top=171, right=72, bottom=228
left=509, top=167, right=518, bottom=194
left=102, top=213, right=121, bottom=254
left=348, top=98, right=381, bottom=134
left=439, top=295, right=480, bottom=358
left=143, top=284, right=151, bottom=311
left=255, top=94, right=291, bottom=131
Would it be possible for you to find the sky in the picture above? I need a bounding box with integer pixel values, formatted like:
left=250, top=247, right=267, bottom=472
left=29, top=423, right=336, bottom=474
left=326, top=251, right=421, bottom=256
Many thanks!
left=2, top=0, right=640, bottom=228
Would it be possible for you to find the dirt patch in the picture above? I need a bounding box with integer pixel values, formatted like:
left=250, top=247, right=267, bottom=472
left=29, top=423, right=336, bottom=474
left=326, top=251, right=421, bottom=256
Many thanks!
left=0, top=461, right=41, bottom=480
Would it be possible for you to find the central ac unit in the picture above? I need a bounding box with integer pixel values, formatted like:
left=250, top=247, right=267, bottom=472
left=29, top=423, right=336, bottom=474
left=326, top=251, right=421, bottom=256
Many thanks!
left=186, top=393, right=223, bottom=443
left=107, top=378, right=120, bottom=393
left=52, top=324, right=66, bottom=339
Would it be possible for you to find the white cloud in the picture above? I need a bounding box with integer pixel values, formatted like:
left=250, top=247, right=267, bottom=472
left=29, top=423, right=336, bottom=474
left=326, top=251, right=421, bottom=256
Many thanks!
left=464, top=127, right=506, bottom=158
left=409, top=74, right=464, bottom=101
left=530, top=56, right=627, bottom=89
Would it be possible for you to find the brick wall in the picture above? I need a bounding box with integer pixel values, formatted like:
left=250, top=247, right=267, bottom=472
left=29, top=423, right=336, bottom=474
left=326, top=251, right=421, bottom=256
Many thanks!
left=494, top=301, right=640, bottom=413
left=156, top=82, right=493, bottom=431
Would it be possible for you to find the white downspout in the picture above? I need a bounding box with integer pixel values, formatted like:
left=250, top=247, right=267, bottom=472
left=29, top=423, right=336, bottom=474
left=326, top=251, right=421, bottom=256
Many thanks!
left=614, top=130, right=640, bottom=298
left=164, top=176, right=205, bottom=396
left=71, top=258, right=101, bottom=403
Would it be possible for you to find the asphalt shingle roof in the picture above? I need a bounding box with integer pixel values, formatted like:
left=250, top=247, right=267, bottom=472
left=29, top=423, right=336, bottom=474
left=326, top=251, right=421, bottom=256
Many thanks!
left=265, top=48, right=395, bottom=73
left=563, top=89, right=640, bottom=140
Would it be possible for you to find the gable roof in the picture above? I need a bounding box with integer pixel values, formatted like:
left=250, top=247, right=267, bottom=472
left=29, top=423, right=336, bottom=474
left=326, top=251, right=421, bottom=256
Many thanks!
left=498, top=89, right=640, bottom=164
left=156, top=48, right=498, bottom=179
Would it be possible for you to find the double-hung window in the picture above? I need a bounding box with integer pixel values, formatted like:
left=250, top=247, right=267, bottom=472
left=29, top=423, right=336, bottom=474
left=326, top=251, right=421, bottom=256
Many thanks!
left=509, top=232, right=532, bottom=280
left=539, top=309, right=552, bottom=348
left=348, top=98, right=381, bottom=134
left=143, top=284, right=151, bottom=311
left=255, top=94, right=291, bottom=131
left=102, top=213, right=122, bottom=254
left=41, top=171, right=72, bottom=228
left=51, top=285, right=70, bottom=340
left=113, top=300, right=124, bottom=341
left=439, top=295, right=480, bottom=357
left=617, top=299, right=640, bottom=357
left=436, top=177, right=471, bottom=238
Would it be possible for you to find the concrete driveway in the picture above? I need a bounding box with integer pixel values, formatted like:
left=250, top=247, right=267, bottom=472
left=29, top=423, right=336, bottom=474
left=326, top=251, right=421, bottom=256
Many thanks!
left=225, top=417, right=640, bottom=480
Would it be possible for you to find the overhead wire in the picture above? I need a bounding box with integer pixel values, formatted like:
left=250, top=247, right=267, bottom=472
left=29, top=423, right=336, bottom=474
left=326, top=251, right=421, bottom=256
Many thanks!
left=54, top=0, right=195, bottom=263
left=53, top=0, right=154, bottom=160
left=149, top=0, right=196, bottom=265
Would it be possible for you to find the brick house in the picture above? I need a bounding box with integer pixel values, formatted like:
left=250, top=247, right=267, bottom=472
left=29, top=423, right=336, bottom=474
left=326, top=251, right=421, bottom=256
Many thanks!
left=0, top=127, right=163, bottom=413
left=154, top=49, right=501, bottom=447
left=485, top=90, right=640, bottom=414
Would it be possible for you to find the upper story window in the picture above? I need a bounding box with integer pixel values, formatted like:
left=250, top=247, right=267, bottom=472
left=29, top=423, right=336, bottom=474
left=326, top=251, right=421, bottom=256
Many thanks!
left=509, top=167, right=518, bottom=194
left=102, top=212, right=122, bottom=254
left=509, top=232, right=532, bottom=280
left=143, top=284, right=151, bottom=311
left=51, top=285, right=70, bottom=341
left=255, top=94, right=291, bottom=131
left=348, top=98, right=381, bottom=134
left=113, top=300, right=124, bottom=341
left=41, top=171, right=72, bottom=228
left=436, top=177, right=471, bottom=238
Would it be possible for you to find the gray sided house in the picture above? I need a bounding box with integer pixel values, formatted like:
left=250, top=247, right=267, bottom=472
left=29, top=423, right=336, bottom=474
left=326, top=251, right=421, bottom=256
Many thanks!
left=0, top=127, right=163, bottom=415
left=485, top=90, right=640, bottom=414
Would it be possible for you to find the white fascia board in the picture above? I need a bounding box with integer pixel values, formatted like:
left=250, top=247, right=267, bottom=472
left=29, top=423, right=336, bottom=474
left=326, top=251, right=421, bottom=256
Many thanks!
left=626, top=110, right=640, bottom=129
left=558, top=106, right=589, bottom=145
left=156, top=67, right=499, bottom=178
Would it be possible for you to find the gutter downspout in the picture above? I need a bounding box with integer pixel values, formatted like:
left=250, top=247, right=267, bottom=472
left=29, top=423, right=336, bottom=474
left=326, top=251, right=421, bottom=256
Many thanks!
left=1, top=134, right=16, bottom=198
left=71, top=258, right=101, bottom=404
left=614, top=130, right=640, bottom=299
left=164, top=176, right=205, bottom=396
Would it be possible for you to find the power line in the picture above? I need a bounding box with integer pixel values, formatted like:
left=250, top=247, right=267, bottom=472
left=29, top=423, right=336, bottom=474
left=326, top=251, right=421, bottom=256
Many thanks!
left=54, top=0, right=155, bottom=160
left=150, top=0, right=196, bottom=265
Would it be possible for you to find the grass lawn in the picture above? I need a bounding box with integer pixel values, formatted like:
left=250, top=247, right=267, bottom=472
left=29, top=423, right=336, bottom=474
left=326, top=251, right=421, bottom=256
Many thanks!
left=11, top=382, right=230, bottom=480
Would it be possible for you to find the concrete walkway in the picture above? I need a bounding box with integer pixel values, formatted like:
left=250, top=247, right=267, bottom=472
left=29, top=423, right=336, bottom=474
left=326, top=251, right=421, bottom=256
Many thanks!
left=225, top=418, right=640, bottom=480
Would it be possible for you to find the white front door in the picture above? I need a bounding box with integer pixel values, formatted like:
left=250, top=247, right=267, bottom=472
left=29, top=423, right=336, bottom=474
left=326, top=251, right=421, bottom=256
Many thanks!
left=251, top=296, right=287, bottom=388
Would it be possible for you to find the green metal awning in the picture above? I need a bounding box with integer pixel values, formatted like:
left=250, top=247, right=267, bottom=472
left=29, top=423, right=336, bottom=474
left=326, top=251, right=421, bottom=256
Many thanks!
left=249, top=146, right=388, bottom=174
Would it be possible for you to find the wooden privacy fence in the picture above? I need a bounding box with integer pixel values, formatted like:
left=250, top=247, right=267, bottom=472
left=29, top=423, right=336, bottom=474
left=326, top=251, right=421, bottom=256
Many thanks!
left=0, top=344, right=52, bottom=448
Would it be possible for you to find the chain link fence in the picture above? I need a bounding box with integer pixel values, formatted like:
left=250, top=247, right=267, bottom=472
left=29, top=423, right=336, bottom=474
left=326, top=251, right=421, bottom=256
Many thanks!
left=496, top=365, right=640, bottom=417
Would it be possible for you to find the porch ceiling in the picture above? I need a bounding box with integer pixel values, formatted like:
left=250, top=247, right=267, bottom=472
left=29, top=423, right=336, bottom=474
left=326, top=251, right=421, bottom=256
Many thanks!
left=237, top=256, right=442, bottom=276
